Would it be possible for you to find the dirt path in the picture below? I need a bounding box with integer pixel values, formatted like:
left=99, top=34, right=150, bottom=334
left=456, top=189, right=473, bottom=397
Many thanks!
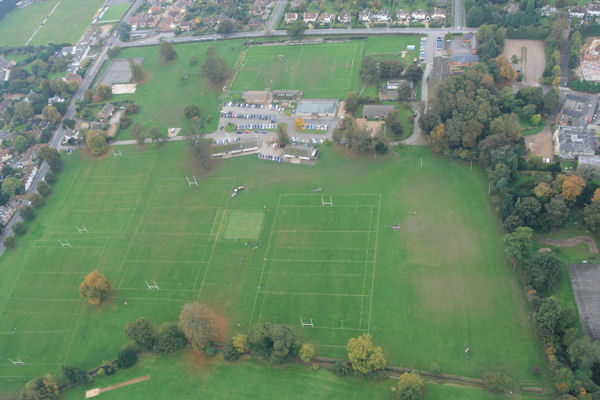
left=539, top=236, right=599, bottom=254
left=100, top=375, right=150, bottom=394
left=524, top=125, right=553, bottom=159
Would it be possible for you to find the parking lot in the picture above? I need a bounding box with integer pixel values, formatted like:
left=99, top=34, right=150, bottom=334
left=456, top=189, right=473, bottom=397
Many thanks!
left=217, top=101, right=338, bottom=137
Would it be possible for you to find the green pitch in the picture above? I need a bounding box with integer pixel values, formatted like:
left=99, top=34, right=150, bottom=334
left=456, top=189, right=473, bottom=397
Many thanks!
left=98, top=3, right=131, bottom=22
left=223, top=211, right=264, bottom=240
left=0, top=0, right=104, bottom=47
left=229, top=40, right=364, bottom=99
left=0, top=143, right=548, bottom=396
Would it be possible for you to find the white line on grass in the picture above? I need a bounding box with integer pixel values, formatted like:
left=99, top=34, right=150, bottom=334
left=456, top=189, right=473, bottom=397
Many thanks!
left=268, top=258, right=372, bottom=263
left=0, top=330, right=73, bottom=335
left=367, top=195, right=382, bottom=333
left=359, top=205, right=374, bottom=329
left=262, top=290, right=367, bottom=297
left=247, top=194, right=282, bottom=331
left=276, top=230, right=376, bottom=233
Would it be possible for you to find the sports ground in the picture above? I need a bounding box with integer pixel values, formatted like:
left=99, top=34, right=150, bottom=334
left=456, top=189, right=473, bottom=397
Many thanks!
left=0, top=0, right=104, bottom=47
left=0, top=143, right=548, bottom=397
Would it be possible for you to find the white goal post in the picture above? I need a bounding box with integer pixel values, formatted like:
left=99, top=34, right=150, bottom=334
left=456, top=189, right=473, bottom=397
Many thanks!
left=321, top=196, right=333, bottom=207
left=58, top=240, right=71, bottom=248
left=112, top=150, right=123, bottom=158
left=76, top=225, right=88, bottom=233
left=145, top=280, right=159, bottom=290
left=300, top=318, right=314, bottom=328
left=9, top=358, right=24, bottom=365
left=185, top=175, right=198, bottom=187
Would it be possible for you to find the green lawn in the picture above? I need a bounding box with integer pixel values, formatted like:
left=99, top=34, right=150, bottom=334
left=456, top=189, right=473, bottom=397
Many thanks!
left=99, top=3, right=131, bottom=22
left=62, top=352, right=543, bottom=400
left=0, top=143, right=550, bottom=397
left=109, top=40, right=245, bottom=139
left=230, top=41, right=364, bottom=99
left=0, top=0, right=104, bottom=47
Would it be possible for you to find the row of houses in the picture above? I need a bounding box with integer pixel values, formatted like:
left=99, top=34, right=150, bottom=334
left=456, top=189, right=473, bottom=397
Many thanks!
left=569, top=4, right=600, bottom=19
left=129, top=0, right=194, bottom=32
left=284, top=8, right=446, bottom=24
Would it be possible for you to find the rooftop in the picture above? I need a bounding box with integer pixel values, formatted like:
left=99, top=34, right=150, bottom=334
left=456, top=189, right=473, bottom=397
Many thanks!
left=362, top=104, right=395, bottom=119
left=562, top=93, right=598, bottom=122
left=296, top=99, right=338, bottom=115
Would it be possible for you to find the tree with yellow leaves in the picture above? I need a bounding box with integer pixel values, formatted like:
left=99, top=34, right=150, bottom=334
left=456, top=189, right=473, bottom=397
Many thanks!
left=561, top=174, right=585, bottom=203
left=495, top=55, right=517, bottom=82
left=429, top=122, right=446, bottom=153
left=79, top=270, right=111, bottom=305
left=533, top=182, right=555, bottom=199
left=346, top=333, right=385, bottom=374
left=593, top=188, right=600, bottom=203
left=294, top=118, right=305, bottom=131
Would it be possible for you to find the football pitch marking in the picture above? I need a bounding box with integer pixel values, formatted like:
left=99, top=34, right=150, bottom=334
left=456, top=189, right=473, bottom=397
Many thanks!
left=249, top=194, right=380, bottom=340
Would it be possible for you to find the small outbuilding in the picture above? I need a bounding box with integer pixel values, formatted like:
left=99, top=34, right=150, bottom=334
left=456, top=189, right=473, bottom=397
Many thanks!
left=244, top=90, right=270, bottom=105
left=98, top=103, right=115, bottom=120
left=295, top=99, right=338, bottom=117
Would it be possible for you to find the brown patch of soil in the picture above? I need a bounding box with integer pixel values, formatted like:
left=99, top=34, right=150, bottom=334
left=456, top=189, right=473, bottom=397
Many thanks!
left=539, top=235, right=599, bottom=254
left=211, top=310, right=230, bottom=343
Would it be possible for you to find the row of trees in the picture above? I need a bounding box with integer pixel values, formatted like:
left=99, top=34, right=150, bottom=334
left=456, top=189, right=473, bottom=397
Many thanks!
left=359, top=55, right=423, bottom=86
left=333, top=117, right=389, bottom=155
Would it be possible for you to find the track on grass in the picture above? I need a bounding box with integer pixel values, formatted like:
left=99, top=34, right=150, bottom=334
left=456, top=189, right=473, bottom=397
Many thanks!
left=539, top=236, right=598, bottom=254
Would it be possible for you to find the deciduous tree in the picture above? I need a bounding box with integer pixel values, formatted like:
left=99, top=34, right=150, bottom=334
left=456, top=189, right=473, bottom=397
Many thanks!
left=187, top=135, right=211, bottom=171
left=397, top=371, right=425, bottom=400
left=42, top=105, right=62, bottom=125
left=299, top=343, right=315, bottom=362
left=384, top=109, right=403, bottom=138
left=184, top=105, right=201, bottom=120
left=201, top=46, right=231, bottom=86
left=96, top=84, right=112, bottom=100
left=20, top=375, right=59, bottom=400
left=504, top=226, right=533, bottom=264
left=86, top=131, right=107, bottom=156
left=125, top=318, right=156, bottom=351
left=276, top=123, right=290, bottom=146
left=346, top=333, right=385, bottom=374
left=562, top=175, right=585, bottom=203
left=159, top=40, right=177, bottom=61
left=154, top=323, right=186, bottom=354
left=178, top=303, right=216, bottom=351
left=79, top=270, right=111, bottom=305
left=344, top=92, right=359, bottom=114
left=1, top=176, right=24, bottom=197
left=429, top=122, right=447, bottom=153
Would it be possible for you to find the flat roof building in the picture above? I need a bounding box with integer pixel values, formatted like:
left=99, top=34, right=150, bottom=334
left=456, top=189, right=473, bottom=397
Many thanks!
left=362, top=104, right=395, bottom=120
left=244, top=90, right=270, bottom=105
left=554, top=126, right=596, bottom=159
left=295, top=99, right=338, bottom=117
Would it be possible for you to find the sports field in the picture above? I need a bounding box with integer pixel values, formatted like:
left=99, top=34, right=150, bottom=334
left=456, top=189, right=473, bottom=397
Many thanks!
left=230, top=41, right=364, bottom=99
left=99, top=3, right=131, bottom=23
left=0, top=143, right=548, bottom=396
left=0, top=0, right=104, bottom=47
left=108, top=40, right=245, bottom=140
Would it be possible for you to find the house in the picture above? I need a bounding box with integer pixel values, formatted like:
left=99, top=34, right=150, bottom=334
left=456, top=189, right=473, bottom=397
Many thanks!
left=98, top=103, right=115, bottom=120
left=60, top=46, right=75, bottom=57
left=362, top=104, right=395, bottom=119
left=578, top=154, right=600, bottom=168
left=449, top=54, right=480, bottom=67
left=411, top=9, right=428, bottom=21
left=303, top=12, right=318, bottom=23
left=396, top=9, right=409, bottom=21
left=359, top=9, right=371, bottom=22
left=588, top=4, right=600, bottom=17
left=158, top=16, right=176, bottom=31
left=371, top=10, right=389, bottom=23
left=337, top=12, right=351, bottom=23
left=65, top=72, right=82, bottom=84
left=561, top=93, right=598, bottom=126
left=284, top=12, right=298, bottom=23
left=179, top=21, right=194, bottom=31
left=47, top=96, right=64, bottom=105
left=431, top=8, right=446, bottom=20
left=541, top=4, right=557, bottom=16
left=244, top=90, right=270, bottom=105
left=570, top=6, right=586, bottom=18
left=129, top=16, right=140, bottom=29
left=317, top=13, right=335, bottom=24
left=554, top=126, right=596, bottom=159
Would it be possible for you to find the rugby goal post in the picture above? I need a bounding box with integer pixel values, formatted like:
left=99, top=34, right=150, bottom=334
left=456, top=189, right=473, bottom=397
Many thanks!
left=58, top=240, right=71, bottom=248
left=9, top=358, right=24, bottom=366
left=76, top=225, right=88, bottom=234
left=321, top=196, right=333, bottom=207
left=112, top=150, right=123, bottom=158
left=185, top=175, right=198, bottom=187
left=300, top=318, right=314, bottom=328
left=145, top=280, right=159, bottom=290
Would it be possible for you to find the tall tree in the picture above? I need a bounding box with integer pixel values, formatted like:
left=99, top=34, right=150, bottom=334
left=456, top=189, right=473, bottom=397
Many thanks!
left=79, top=270, right=111, bottom=305
left=186, top=135, right=211, bottom=171
left=287, top=20, right=306, bottom=39
left=397, top=372, right=425, bottom=400
left=346, top=333, right=385, bottom=374
left=384, top=109, right=403, bottom=137
left=160, top=40, right=177, bottom=61
left=201, top=46, right=231, bottom=86
left=125, top=318, right=157, bottom=351
left=276, top=123, right=290, bottom=146
left=86, top=131, right=107, bottom=156
left=503, top=226, right=533, bottom=264
left=562, top=175, right=585, bottom=203
left=178, top=303, right=216, bottom=351
left=344, top=92, right=359, bottom=114
left=404, top=64, right=423, bottom=85
left=359, top=55, right=380, bottom=84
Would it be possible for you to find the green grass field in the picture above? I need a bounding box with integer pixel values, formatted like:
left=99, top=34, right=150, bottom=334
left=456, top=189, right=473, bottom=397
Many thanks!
left=0, top=143, right=550, bottom=397
left=230, top=41, right=364, bottom=99
left=62, top=352, right=542, bottom=400
left=99, top=3, right=131, bottom=22
left=109, top=40, right=245, bottom=140
left=0, top=0, right=104, bottom=47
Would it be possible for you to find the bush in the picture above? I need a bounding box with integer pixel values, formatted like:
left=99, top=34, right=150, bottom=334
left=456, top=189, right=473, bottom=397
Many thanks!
left=120, top=116, right=131, bottom=129
left=154, top=323, right=186, bottom=354
left=20, top=205, right=35, bottom=221
left=29, top=193, right=45, bottom=208
left=204, top=345, right=217, bottom=357
left=126, top=104, right=139, bottom=114
left=61, top=365, right=92, bottom=386
left=299, top=343, right=315, bottom=362
left=3, top=236, right=16, bottom=249
left=332, top=360, right=353, bottom=376
left=12, top=222, right=26, bottom=236
left=38, top=181, right=51, bottom=197
left=116, top=348, right=137, bottom=369
left=45, top=171, right=56, bottom=184
left=483, top=372, right=514, bottom=393
left=222, top=340, right=241, bottom=361
left=125, top=318, right=156, bottom=351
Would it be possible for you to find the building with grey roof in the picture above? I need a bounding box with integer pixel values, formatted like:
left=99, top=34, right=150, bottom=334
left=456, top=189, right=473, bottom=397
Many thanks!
left=362, top=104, right=395, bottom=120
left=578, top=154, right=600, bottom=168
left=554, top=126, right=596, bottom=159
left=562, top=93, right=598, bottom=126
left=295, top=99, right=338, bottom=117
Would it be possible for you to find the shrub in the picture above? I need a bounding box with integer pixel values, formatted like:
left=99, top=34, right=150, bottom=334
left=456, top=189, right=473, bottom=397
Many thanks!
left=38, top=181, right=51, bottom=197
left=116, top=348, right=137, bottom=369
left=483, top=372, right=514, bottom=393
left=120, top=116, right=131, bottom=129
left=12, top=222, right=26, bottom=236
left=45, top=171, right=56, bottom=184
left=332, top=360, right=353, bottom=376
left=3, top=236, right=16, bottom=249
left=154, top=323, right=186, bottom=354
left=29, top=193, right=45, bottom=208
left=126, top=104, right=139, bottom=114
left=222, top=340, right=241, bottom=361
left=299, top=343, right=315, bottom=362
left=125, top=318, right=156, bottom=351
left=61, top=365, right=92, bottom=386
left=204, top=345, right=217, bottom=357
left=20, top=205, right=35, bottom=221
